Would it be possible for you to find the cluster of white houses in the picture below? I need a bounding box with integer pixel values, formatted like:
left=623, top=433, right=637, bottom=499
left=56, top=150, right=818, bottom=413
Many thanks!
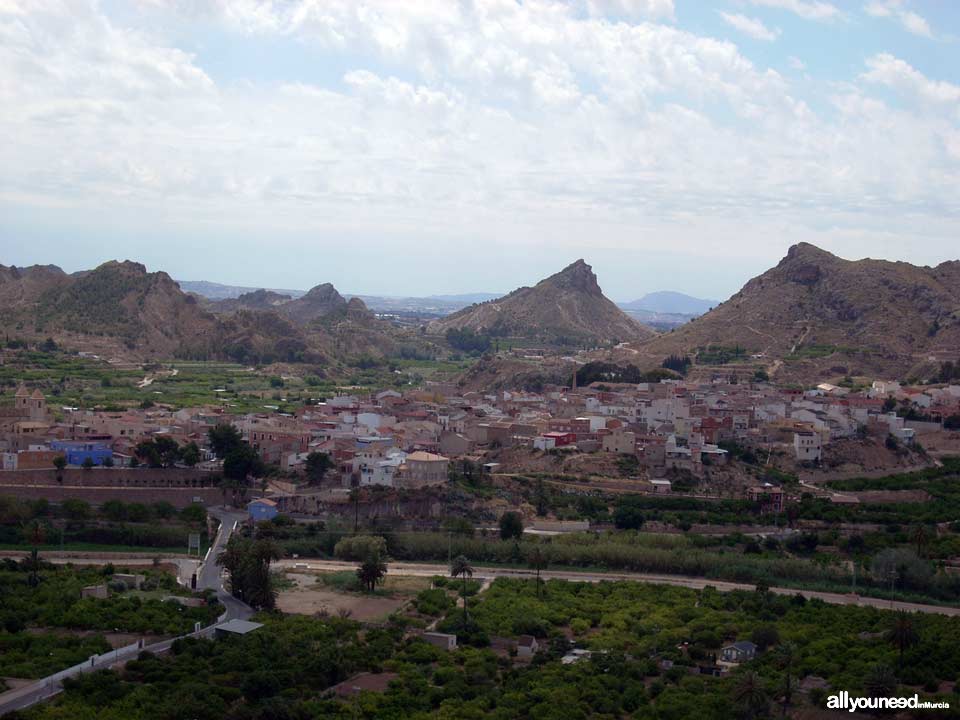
left=2, top=376, right=957, bottom=496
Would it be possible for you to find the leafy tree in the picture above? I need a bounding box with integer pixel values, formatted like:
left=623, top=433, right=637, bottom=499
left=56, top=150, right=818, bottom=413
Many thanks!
left=872, top=547, right=931, bottom=590
left=304, top=451, right=333, bottom=485
left=356, top=552, right=388, bottom=593
left=208, top=423, right=243, bottom=459
left=52, top=456, right=66, bottom=472
left=180, top=441, right=201, bottom=467
left=102, top=500, right=128, bottom=522
left=152, top=501, right=177, bottom=520
left=223, top=443, right=264, bottom=482
left=216, top=536, right=281, bottom=610
left=334, top=535, right=387, bottom=561
left=81, top=457, right=95, bottom=470
left=451, top=554, right=474, bottom=629
left=135, top=436, right=182, bottom=468
left=61, top=498, right=91, bottom=522
left=498, top=511, right=524, bottom=541
left=750, top=624, right=780, bottom=651
left=613, top=498, right=645, bottom=530
left=445, top=327, right=491, bottom=354
left=661, top=354, right=691, bottom=374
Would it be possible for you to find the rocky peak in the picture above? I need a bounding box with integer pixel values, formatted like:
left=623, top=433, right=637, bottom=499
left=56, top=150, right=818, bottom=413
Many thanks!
left=778, top=243, right=838, bottom=286
left=541, top=259, right=603, bottom=296
left=302, top=282, right=345, bottom=304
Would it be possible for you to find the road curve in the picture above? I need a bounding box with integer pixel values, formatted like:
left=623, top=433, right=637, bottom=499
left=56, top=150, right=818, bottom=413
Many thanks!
left=0, top=507, right=251, bottom=717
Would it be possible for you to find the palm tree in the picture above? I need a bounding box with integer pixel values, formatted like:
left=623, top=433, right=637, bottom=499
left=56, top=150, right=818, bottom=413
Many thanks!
left=774, top=641, right=798, bottom=718
left=22, top=520, right=46, bottom=587
left=527, top=545, right=549, bottom=598
left=910, top=525, right=930, bottom=558
left=865, top=663, right=897, bottom=698
left=732, top=671, right=769, bottom=720
left=450, top=554, right=474, bottom=628
left=356, top=552, right=388, bottom=593
left=887, top=611, right=919, bottom=673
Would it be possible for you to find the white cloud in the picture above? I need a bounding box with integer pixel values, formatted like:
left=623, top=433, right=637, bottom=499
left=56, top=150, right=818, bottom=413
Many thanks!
left=865, top=1, right=933, bottom=37
left=585, top=0, right=675, bottom=21
left=861, top=53, right=960, bottom=104
left=788, top=55, right=806, bottom=70
left=719, top=12, right=781, bottom=41
left=746, top=0, right=842, bottom=22
left=0, top=0, right=957, bottom=288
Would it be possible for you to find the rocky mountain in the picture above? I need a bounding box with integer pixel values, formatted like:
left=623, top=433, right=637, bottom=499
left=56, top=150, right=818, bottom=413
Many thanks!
left=0, top=260, right=404, bottom=365
left=632, top=243, right=960, bottom=382
left=428, top=259, right=654, bottom=346
left=277, top=283, right=350, bottom=325
left=0, top=261, right=223, bottom=357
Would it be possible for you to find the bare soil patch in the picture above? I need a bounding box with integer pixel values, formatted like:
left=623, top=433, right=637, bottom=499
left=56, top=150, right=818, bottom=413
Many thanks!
left=275, top=572, right=428, bottom=622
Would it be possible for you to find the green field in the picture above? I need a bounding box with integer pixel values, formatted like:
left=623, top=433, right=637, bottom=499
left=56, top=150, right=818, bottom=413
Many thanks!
left=0, top=349, right=474, bottom=413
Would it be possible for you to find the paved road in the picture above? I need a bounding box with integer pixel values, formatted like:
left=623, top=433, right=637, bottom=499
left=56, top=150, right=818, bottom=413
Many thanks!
left=278, top=558, right=960, bottom=617
left=0, top=507, right=251, bottom=717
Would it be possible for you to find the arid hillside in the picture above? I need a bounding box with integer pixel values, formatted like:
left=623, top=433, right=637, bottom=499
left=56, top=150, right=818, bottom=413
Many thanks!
left=429, top=259, right=654, bottom=347
left=626, top=243, right=960, bottom=382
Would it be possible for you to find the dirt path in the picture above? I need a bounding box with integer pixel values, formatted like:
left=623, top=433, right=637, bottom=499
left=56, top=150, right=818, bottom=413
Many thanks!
left=276, top=559, right=960, bottom=617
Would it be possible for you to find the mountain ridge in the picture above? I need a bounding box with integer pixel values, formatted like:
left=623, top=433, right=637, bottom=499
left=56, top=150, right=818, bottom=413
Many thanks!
left=428, top=259, right=655, bottom=346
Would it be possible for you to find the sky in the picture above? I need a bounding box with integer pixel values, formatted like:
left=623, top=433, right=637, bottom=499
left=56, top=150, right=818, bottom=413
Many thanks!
left=1, top=0, right=958, bottom=302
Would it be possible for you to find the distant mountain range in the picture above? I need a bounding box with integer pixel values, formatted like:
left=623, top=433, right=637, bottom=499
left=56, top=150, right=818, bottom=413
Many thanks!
left=180, top=280, right=710, bottom=327
left=9, top=243, right=953, bottom=383
left=621, top=291, right=717, bottom=315
left=0, top=262, right=422, bottom=366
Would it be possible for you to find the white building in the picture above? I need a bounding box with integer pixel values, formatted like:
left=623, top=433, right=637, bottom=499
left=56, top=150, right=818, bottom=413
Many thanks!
left=793, top=430, right=822, bottom=462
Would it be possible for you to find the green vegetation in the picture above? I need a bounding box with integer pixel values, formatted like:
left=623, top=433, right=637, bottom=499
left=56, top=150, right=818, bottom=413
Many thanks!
left=0, top=632, right=111, bottom=679
left=216, top=535, right=281, bottom=610
left=17, top=580, right=960, bottom=719
left=0, top=348, right=475, bottom=414
left=0, top=560, right=220, bottom=678
left=445, top=327, right=492, bottom=354
left=0, top=496, right=210, bottom=553
left=696, top=345, right=748, bottom=365
left=575, top=361, right=679, bottom=386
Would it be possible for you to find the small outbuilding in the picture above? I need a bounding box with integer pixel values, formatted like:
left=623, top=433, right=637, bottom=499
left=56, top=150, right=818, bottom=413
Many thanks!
left=247, top=498, right=279, bottom=522
left=214, top=619, right=264, bottom=639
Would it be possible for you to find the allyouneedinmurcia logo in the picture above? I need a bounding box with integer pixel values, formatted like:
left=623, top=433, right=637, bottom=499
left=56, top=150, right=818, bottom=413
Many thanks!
left=827, top=691, right=950, bottom=712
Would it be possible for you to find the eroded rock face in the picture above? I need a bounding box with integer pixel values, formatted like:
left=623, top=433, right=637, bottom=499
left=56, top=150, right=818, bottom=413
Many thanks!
left=786, top=262, right=822, bottom=286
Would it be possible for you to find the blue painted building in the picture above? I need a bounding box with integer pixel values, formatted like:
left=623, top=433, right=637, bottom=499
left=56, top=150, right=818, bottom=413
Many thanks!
left=50, top=440, right=113, bottom=466
left=247, top=498, right=279, bottom=522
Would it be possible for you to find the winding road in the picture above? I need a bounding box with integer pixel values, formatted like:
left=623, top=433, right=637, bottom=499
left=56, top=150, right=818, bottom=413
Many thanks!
left=0, top=507, right=250, bottom=717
